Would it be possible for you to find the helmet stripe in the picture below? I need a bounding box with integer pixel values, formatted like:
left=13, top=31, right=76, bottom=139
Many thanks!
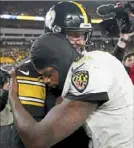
left=71, top=1, right=88, bottom=23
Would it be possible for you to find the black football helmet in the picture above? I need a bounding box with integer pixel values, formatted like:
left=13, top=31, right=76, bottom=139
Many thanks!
left=44, top=1, right=93, bottom=48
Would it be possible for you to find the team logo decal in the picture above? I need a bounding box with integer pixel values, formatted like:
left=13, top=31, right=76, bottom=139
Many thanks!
left=45, top=9, right=56, bottom=29
left=72, top=70, right=89, bottom=93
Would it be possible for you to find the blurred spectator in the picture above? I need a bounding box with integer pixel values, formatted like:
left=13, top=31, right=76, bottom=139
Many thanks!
left=123, top=52, right=134, bottom=67
left=0, top=46, right=29, bottom=65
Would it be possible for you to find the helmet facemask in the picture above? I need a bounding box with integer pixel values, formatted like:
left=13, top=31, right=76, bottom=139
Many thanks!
left=65, top=28, right=93, bottom=54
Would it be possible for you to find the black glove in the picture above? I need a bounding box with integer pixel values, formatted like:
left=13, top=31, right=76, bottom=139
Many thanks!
left=0, top=89, right=9, bottom=111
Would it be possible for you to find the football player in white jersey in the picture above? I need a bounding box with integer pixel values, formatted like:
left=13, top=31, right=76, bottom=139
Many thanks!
left=9, top=49, right=134, bottom=148
left=9, top=2, right=133, bottom=148
left=62, top=51, right=134, bottom=148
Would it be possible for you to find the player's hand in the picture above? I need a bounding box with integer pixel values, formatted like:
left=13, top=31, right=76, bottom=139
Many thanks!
left=119, top=32, right=134, bottom=41
left=9, top=69, right=18, bottom=101
left=55, top=96, right=63, bottom=105
left=3, top=82, right=10, bottom=91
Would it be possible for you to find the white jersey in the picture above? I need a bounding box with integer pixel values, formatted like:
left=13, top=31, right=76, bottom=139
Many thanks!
left=62, top=51, right=134, bottom=148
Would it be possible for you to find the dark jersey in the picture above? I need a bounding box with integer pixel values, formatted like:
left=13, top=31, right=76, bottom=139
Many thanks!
left=16, top=58, right=46, bottom=119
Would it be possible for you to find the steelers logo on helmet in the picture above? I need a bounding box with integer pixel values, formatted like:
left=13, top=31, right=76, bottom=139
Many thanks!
left=45, top=9, right=56, bottom=30
left=72, top=70, right=89, bottom=93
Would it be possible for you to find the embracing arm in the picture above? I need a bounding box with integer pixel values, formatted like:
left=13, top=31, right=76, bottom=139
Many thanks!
left=9, top=97, right=97, bottom=148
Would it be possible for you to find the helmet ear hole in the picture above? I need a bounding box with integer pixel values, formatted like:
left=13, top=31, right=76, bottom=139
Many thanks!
left=52, top=25, right=62, bottom=34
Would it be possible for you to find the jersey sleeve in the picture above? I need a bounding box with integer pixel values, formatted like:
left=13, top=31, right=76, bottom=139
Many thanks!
left=62, top=60, right=113, bottom=103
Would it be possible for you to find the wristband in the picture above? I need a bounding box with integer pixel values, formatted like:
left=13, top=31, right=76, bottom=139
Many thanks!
left=117, top=40, right=126, bottom=48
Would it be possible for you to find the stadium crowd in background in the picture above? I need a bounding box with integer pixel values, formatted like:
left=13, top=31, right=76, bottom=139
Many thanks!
left=0, top=1, right=100, bottom=17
